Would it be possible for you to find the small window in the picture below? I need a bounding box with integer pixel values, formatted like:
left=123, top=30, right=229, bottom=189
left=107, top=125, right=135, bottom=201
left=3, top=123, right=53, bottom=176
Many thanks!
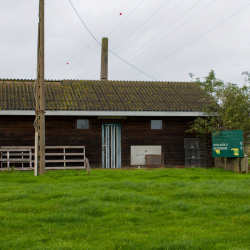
left=77, top=119, right=89, bottom=129
left=151, top=120, right=162, bottom=129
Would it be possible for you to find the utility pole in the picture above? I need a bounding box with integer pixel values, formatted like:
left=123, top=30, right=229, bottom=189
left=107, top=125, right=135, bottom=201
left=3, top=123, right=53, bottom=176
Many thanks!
left=100, top=37, right=108, bottom=80
left=35, top=0, right=45, bottom=175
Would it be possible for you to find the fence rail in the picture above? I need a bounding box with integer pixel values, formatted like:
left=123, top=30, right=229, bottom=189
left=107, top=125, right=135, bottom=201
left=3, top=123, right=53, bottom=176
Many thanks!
left=0, top=146, right=85, bottom=170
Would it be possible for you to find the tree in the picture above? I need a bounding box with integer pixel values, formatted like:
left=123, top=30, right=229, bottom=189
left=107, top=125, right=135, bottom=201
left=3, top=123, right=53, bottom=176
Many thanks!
left=188, top=70, right=250, bottom=147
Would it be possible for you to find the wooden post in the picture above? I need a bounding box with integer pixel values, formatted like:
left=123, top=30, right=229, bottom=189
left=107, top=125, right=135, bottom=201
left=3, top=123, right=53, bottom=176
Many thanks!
left=29, top=149, right=32, bottom=169
left=7, top=150, right=10, bottom=169
left=245, top=155, right=249, bottom=174
left=86, top=158, right=90, bottom=174
left=64, top=148, right=66, bottom=168
left=240, top=157, right=245, bottom=172
left=215, top=157, right=224, bottom=168
left=34, top=132, right=38, bottom=176
left=214, top=157, right=219, bottom=168
left=233, top=158, right=240, bottom=173
left=100, top=37, right=108, bottom=80
left=35, top=0, right=46, bottom=175
left=241, top=155, right=248, bottom=174
left=223, top=157, right=227, bottom=170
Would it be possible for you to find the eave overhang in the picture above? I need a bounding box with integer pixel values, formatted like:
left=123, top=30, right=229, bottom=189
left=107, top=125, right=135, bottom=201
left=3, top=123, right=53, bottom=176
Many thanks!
left=0, top=110, right=212, bottom=117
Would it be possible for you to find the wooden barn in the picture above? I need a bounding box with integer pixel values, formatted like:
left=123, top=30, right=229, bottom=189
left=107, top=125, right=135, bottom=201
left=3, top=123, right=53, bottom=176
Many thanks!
left=0, top=78, right=212, bottom=169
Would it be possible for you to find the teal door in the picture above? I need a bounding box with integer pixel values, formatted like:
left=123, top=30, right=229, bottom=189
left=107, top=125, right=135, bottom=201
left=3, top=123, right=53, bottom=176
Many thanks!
left=102, top=124, right=121, bottom=168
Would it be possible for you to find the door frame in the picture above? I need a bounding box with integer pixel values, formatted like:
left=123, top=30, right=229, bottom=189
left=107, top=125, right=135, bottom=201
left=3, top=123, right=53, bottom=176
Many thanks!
left=102, top=123, right=121, bottom=168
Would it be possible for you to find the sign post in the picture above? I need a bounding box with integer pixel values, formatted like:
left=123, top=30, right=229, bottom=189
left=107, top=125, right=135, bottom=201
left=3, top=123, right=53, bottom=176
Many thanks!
left=212, top=130, right=247, bottom=173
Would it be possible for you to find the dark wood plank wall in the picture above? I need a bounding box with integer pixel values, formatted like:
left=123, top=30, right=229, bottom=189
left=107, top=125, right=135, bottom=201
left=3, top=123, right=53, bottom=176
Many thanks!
left=0, top=116, right=102, bottom=167
left=121, top=117, right=197, bottom=167
left=0, top=115, right=209, bottom=168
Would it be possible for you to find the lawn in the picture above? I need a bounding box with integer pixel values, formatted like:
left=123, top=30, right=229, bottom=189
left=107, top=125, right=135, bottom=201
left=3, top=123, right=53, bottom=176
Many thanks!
left=0, top=168, right=250, bottom=250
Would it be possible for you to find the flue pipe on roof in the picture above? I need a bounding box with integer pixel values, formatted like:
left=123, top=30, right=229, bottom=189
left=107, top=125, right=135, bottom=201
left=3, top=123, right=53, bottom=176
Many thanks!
left=100, top=37, right=108, bottom=81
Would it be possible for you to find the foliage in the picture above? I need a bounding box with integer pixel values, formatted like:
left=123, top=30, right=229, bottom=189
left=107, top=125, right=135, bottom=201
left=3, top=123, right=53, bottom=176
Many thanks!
left=1, top=169, right=250, bottom=250
left=188, top=70, right=250, bottom=146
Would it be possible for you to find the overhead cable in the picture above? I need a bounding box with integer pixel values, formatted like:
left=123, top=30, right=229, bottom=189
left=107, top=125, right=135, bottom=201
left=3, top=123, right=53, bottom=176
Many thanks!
left=59, top=44, right=99, bottom=78
left=130, top=3, right=250, bottom=79
left=80, top=0, right=173, bottom=78
left=68, top=0, right=158, bottom=81
left=112, top=0, right=185, bottom=57
left=110, top=0, right=216, bottom=76
left=73, top=0, right=137, bottom=79
left=106, top=0, right=145, bottom=37
left=109, top=0, right=203, bottom=75
left=112, top=0, right=171, bottom=51
left=54, top=0, right=134, bottom=78
left=78, top=0, right=172, bottom=79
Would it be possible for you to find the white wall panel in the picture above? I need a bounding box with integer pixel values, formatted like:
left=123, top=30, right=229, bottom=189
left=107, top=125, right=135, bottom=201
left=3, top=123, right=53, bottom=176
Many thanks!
left=131, top=146, right=161, bottom=165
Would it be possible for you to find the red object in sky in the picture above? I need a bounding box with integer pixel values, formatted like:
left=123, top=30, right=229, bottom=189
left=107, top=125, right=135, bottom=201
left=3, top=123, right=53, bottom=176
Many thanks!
left=67, top=63, right=69, bottom=65
left=120, top=13, right=122, bottom=15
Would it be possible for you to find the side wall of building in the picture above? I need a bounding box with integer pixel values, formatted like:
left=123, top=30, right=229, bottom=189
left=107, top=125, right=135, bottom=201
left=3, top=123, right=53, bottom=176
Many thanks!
left=0, top=115, right=211, bottom=168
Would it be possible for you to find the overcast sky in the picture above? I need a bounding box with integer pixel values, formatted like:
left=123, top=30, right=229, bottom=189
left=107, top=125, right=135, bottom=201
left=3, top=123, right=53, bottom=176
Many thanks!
left=0, top=0, right=249, bottom=85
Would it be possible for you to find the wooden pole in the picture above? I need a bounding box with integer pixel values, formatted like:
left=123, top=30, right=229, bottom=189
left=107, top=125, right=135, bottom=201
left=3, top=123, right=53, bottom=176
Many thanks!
left=34, top=132, right=38, bottom=176
left=100, top=37, right=108, bottom=80
left=35, top=0, right=45, bottom=175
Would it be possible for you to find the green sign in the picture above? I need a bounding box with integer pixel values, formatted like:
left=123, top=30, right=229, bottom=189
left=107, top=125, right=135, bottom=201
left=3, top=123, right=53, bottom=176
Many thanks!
left=212, top=130, right=244, bottom=158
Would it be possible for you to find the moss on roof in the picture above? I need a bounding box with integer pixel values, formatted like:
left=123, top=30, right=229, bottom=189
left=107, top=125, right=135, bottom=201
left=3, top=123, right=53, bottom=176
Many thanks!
left=0, top=79, right=209, bottom=112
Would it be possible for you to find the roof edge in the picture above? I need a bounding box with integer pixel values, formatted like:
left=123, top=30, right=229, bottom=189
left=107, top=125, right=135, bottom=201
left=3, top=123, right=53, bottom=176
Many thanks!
left=0, top=78, right=195, bottom=84
left=0, top=110, right=211, bottom=117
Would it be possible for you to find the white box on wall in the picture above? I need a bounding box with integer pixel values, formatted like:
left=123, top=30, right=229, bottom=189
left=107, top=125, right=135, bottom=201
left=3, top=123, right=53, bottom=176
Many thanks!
left=131, top=145, right=162, bottom=165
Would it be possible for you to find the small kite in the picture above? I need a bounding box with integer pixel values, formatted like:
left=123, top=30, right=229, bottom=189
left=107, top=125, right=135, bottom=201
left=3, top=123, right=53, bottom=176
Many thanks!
left=120, top=13, right=122, bottom=15
left=67, top=63, right=69, bottom=65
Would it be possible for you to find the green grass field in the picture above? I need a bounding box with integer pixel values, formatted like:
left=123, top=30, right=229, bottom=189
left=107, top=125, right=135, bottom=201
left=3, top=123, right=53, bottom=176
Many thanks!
left=0, top=168, right=250, bottom=250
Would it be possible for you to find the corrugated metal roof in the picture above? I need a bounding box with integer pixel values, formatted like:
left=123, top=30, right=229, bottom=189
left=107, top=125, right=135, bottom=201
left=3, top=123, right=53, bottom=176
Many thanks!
left=0, top=79, right=209, bottom=112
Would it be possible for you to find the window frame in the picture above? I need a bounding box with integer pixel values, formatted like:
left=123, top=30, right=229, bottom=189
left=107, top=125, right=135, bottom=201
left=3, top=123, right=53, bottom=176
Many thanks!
left=76, top=119, right=90, bottom=130
left=150, top=120, right=163, bottom=130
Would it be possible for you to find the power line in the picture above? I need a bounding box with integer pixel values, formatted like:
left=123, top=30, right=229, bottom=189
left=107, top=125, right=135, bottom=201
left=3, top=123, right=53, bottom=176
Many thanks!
left=111, top=0, right=171, bottom=51
left=77, top=0, right=172, bottom=79
left=77, top=61, right=100, bottom=79
left=53, top=0, right=134, bottom=78
left=78, top=0, right=172, bottom=79
left=73, top=0, right=146, bottom=79
left=98, top=0, right=134, bottom=38
left=109, top=0, right=202, bottom=75
left=59, top=44, right=99, bottom=79
left=130, top=3, right=250, bottom=80
left=68, top=0, right=158, bottom=81
left=53, top=46, right=90, bottom=78
left=110, top=0, right=216, bottom=76
left=72, top=0, right=137, bottom=79
left=129, top=0, right=203, bottom=54
left=106, top=0, right=145, bottom=37
left=111, top=0, right=185, bottom=58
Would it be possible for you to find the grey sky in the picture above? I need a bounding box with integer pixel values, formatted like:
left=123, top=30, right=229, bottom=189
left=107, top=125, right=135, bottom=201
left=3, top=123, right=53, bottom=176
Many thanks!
left=0, top=0, right=249, bottom=85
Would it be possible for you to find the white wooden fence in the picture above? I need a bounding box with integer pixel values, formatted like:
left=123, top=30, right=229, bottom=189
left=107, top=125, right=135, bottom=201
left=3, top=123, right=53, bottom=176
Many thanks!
left=0, top=146, right=85, bottom=170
